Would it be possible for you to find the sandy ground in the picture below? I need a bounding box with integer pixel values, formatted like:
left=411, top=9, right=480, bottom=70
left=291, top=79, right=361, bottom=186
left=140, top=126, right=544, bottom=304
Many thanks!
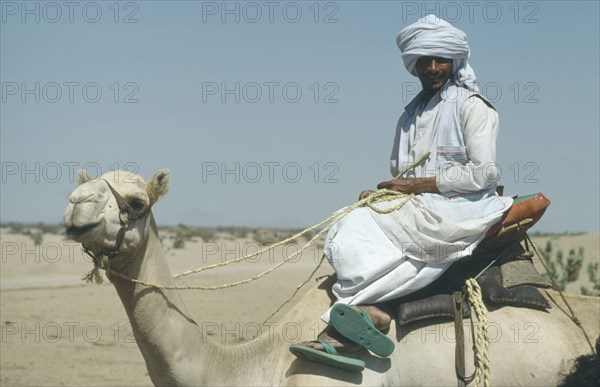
left=0, top=227, right=333, bottom=386
left=1, top=227, right=598, bottom=386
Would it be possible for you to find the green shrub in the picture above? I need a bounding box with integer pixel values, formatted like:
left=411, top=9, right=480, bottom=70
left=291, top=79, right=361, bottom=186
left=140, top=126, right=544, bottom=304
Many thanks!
left=580, top=262, right=600, bottom=297
left=541, top=242, right=584, bottom=291
left=31, top=232, right=43, bottom=246
left=173, top=230, right=186, bottom=249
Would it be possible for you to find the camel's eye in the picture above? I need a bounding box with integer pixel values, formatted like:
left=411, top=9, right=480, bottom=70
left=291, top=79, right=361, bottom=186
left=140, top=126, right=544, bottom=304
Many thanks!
left=129, top=199, right=146, bottom=211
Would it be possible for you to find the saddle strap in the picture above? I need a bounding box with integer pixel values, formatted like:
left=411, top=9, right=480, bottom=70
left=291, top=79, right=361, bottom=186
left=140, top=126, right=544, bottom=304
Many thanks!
left=453, top=292, right=477, bottom=386
left=453, top=292, right=466, bottom=387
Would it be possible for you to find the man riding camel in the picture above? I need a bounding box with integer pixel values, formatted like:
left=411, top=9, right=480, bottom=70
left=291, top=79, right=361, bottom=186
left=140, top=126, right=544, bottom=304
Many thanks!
left=290, top=15, right=513, bottom=372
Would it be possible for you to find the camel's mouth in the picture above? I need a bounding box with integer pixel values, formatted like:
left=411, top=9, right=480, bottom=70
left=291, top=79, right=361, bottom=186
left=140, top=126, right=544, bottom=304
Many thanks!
left=65, top=223, right=101, bottom=238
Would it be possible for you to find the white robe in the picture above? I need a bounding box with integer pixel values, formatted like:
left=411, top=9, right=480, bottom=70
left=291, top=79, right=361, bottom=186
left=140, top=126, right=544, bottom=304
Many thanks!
left=322, top=82, right=513, bottom=322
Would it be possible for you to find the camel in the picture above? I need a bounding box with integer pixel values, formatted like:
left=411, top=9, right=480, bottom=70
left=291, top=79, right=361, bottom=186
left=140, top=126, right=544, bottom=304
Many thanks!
left=63, top=169, right=600, bottom=386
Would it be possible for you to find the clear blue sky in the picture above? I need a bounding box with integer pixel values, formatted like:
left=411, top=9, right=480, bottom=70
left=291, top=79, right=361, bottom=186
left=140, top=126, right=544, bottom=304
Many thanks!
left=1, top=0, right=599, bottom=232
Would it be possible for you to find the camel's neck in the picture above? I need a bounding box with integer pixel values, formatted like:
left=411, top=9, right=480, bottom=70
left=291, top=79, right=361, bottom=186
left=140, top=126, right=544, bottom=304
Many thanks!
left=108, top=215, right=220, bottom=385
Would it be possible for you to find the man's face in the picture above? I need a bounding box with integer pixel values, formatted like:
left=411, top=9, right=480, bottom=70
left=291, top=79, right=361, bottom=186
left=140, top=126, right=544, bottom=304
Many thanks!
left=415, top=56, right=453, bottom=94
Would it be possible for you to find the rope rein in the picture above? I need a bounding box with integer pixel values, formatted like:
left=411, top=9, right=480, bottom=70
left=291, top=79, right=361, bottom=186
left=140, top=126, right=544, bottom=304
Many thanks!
left=83, top=189, right=413, bottom=291
left=82, top=153, right=430, bottom=290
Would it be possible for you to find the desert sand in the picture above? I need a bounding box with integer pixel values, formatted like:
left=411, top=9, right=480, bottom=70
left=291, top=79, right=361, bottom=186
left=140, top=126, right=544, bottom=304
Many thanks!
left=1, top=227, right=598, bottom=386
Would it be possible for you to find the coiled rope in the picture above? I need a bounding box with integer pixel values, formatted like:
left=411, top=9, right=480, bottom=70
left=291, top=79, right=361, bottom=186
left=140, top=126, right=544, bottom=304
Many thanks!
left=464, top=278, right=491, bottom=387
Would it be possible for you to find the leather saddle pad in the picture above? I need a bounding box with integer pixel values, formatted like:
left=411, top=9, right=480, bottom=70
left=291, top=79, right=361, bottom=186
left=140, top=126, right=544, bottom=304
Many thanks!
left=485, top=192, right=550, bottom=239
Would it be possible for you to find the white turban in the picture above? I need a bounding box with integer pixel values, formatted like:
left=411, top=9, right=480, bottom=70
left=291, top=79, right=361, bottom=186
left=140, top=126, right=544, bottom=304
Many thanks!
left=396, top=15, right=479, bottom=92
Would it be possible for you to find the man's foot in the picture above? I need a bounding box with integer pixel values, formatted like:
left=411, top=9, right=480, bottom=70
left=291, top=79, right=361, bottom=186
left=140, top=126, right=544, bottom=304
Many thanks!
left=289, top=339, right=366, bottom=372
left=302, top=304, right=392, bottom=353
left=302, top=326, right=361, bottom=353
left=330, top=303, right=395, bottom=357
left=357, top=305, right=392, bottom=333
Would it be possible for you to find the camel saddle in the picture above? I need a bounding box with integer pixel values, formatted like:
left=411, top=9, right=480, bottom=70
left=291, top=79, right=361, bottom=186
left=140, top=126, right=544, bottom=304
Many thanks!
left=394, top=192, right=552, bottom=326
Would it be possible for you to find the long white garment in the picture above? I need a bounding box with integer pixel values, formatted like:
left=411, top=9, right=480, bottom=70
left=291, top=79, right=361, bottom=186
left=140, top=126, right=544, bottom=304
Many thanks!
left=321, top=82, right=512, bottom=322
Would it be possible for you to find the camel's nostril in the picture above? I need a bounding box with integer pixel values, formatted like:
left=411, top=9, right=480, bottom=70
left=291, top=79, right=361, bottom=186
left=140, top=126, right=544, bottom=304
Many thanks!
left=70, top=192, right=94, bottom=204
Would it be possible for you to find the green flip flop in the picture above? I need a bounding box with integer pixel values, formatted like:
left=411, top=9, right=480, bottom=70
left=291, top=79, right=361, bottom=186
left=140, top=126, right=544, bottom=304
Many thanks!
left=289, top=340, right=365, bottom=372
left=330, top=304, right=395, bottom=358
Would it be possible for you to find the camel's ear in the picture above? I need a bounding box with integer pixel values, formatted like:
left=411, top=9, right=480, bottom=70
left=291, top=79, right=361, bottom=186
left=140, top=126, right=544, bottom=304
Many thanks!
left=147, top=169, right=170, bottom=204
left=77, top=169, right=93, bottom=185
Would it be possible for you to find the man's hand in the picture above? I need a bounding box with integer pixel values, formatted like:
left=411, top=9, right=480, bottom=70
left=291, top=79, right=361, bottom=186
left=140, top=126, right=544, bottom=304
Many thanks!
left=358, top=190, right=375, bottom=200
left=376, top=177, right=439, bottom=194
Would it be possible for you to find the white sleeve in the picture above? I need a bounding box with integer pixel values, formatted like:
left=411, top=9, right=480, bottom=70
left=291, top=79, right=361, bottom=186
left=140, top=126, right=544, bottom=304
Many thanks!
left=436, top=97, right=500, bottom=193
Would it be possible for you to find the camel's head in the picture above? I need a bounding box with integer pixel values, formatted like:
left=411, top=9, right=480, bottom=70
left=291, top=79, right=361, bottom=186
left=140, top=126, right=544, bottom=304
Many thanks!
left=63, top=169, right=170, bottom=265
